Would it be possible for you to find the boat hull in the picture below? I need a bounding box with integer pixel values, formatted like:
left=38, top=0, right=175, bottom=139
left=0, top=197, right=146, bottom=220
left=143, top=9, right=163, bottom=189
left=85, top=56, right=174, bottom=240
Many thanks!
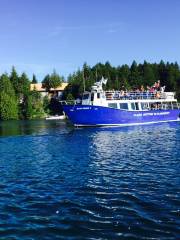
left=63, top=105, right=180, bottom=127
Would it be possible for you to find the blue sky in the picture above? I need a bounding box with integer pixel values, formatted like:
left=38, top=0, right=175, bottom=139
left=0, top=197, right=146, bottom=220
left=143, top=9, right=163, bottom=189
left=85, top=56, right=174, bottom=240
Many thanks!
left=0, top=0, right=180, bottom=81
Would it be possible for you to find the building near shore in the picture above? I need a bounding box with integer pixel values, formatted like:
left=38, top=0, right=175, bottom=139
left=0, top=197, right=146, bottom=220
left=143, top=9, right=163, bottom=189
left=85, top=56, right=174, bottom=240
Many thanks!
left=30, top=83, right=68, bottom=98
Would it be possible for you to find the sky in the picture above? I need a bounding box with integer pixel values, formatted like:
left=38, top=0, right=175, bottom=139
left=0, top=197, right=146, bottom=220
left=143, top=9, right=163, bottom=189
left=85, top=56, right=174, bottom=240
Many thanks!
left=0, top=0, right=180, bottom=81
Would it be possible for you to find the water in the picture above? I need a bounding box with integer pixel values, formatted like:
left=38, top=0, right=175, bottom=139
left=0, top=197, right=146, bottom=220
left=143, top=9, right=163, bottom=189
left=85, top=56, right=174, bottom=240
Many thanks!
left=0, top=120, right=179, bottom=239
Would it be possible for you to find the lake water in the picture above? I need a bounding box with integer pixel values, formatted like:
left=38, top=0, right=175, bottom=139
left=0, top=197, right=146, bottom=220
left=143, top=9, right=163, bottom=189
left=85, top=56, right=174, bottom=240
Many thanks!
left=0, top=120, right=179, bottom=239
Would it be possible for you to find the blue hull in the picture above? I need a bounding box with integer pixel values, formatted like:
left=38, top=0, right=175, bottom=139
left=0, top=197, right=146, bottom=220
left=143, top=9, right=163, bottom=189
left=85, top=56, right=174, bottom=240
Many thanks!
left=63, top=105, right=180, bottom=126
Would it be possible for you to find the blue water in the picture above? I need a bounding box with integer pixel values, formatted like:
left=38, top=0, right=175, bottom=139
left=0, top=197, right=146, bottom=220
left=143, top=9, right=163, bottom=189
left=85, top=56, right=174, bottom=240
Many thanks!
left=0, top=120, right=180, bottom=239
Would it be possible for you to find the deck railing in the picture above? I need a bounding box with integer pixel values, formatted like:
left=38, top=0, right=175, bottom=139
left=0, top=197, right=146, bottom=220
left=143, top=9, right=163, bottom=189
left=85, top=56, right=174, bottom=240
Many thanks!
left=59, top=91, right=176, bottom=105
left=105, top=91, right=175, bottom=100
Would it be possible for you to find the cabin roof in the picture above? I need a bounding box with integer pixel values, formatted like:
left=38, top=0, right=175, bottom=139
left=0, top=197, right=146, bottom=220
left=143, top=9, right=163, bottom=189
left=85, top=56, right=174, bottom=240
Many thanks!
left=30, top=83, right=68, bottom=92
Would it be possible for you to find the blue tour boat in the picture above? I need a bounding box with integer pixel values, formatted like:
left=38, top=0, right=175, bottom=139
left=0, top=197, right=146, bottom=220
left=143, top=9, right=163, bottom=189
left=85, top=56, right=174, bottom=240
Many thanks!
left=61, top=77, right=180, bottom=127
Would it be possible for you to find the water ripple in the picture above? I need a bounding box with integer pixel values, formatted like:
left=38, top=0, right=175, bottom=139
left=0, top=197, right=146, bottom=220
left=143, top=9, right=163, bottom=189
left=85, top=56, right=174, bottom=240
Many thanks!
left=0, top=121, right=179, bottom=239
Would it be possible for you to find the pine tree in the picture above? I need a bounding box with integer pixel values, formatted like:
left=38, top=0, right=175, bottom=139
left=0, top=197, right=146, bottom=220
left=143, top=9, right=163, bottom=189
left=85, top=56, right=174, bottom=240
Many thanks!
left=50, top=70, right=62, bottom=89
left=32, top=74, right=38, bottom=83
left=0, top=74, right=18, bottom=120
left=117, top=64, right=130, bottom=89
left=129, top=61, right=141, bottom=87
left=143, top=63, right=156, bottom=87
left=42, top=70, right=62, bottom=91
left=24, top=90, right=45, bottom=119
left=19, top=72, right=30, bottom=96
left=9, top=66, right=19, bottom=95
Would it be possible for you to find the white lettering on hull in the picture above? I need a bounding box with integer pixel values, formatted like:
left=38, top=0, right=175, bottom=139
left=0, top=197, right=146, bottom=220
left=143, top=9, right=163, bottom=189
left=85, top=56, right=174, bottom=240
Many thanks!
left=133, top=112, right=170, bottom=117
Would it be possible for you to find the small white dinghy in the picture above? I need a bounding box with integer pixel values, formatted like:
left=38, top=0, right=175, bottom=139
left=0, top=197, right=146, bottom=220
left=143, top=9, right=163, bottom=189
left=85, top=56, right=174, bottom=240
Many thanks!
left=46, top=115, right=66, bottom=120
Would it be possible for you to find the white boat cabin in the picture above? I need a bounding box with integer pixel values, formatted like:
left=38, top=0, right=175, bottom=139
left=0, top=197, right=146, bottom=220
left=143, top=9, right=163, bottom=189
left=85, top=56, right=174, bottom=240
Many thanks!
left=81, top=78, right=180, bottom=111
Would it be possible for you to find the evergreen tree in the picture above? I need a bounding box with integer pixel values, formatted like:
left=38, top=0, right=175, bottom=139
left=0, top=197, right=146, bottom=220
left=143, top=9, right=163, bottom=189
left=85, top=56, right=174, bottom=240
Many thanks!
left=0, top=73, right=16, bottom=96
left=0, top=74, right=18, bottom=120
left=129, top=61, right=141, bottom=87
left=143, top=63, right=156, bottom=87
left=165, top=64, right=178, bottom=91
left=42, top=70, right=62, bottom=91
left=19, top=72, right=30, bottom=96
left=43, top=96, right=50, bottom=114
left=158, top=60, right=167, bottom=87
left=117, top=64, right=130, bottom=89
left=32, top=74, right=38, bottom=83
left=9, top=66, right=19, bottom=95
left=0, top=92, right=18, bottom=120
left=50, top=70, right=62, bottom=88
left=82, top=62, right=93, bottom=91
left=42, top=74, right=50, bottom=90
left=24, top=90, right=45, bottom=119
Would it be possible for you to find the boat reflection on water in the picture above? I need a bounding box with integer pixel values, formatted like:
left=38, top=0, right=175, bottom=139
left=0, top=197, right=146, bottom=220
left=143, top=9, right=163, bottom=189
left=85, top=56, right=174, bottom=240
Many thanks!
left=85, top=122, right=179, bottom=169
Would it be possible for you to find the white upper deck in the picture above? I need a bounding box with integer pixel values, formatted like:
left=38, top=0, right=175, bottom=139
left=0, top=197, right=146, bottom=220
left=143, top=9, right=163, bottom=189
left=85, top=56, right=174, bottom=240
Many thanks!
left=82, top=77, right=177, bottom=107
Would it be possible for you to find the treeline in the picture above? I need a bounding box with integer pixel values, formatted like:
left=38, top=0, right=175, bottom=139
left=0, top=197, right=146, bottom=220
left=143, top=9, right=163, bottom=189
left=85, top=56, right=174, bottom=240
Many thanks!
left=63, top=60, right=180, bottom=100
left=0, top=61, right=180, bottom=120
left=0, top=67, right=63, bottom=120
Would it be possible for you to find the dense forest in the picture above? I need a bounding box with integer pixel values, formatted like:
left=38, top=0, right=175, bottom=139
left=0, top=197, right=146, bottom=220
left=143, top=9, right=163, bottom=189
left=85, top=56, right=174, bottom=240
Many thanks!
left=0, top=67, right=63, bottom=120
left=0, top=61, right=180, bottom=120
left=63, top=60, right=180, bottom=101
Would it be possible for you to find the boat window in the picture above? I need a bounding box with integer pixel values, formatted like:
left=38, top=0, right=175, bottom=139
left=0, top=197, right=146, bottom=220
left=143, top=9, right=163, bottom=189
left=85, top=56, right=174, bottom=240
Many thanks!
left=173, top=102, right=179, bottom=109
left=91, top=93, right=94, bottom=102
left=83, top=93, right=89, bottom=100
left=119, top=103, right=128, bottom=110
left=97, top=93, right=100, bottom=99
left=163, top=102, right=172, bottom=109
left=161, top=104, right=167, bottom=109
left=131, top=102, right=136, bottom=110
left=135, top=102, right=139, bottom=110
left=141, top=103, right=149, bottom=110
left=108, top=103, right=118, bottom=109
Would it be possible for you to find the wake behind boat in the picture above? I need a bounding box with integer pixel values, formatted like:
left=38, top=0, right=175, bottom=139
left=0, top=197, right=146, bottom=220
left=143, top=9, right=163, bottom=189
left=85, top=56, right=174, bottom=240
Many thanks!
left=61, top=77, right=180, bottom=127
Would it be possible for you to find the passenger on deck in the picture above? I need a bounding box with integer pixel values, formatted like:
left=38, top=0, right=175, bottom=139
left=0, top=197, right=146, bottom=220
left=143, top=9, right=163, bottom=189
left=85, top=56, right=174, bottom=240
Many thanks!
left=155, top=92, right=161, bottom=98
left=156, top=80, right=161, bottom=91
left=149, top=86, right=155, bottom=93
left=146, top=86, right=150, bottom=91
left=152, top=80, right=161, bottom=91
left=140, top=85, right=145, bottom=92
left=120, top=90, right=125, bottom=97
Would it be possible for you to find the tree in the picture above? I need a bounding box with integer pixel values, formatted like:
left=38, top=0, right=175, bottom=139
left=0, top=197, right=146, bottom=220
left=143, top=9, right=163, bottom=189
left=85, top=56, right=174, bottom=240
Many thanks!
left=0, top=73, right=16, bottom=96
left=0, top=92, right=18, bottom=120
left=66, top=93, right=74, bottom=100
left=42, top=74, right=50, bottom=90
left=50, top=70, right=62, bottom=88
left=9, top=66, right=19, bottom=95
left=43, top=96, right=50, bottom=114
left=0, top=74, right=18, bottom=120
left=82, top=62, right=93, bottom=91
left=42, top=70, right=62, bottom=91
left=129, top=61, right=141, bottom=87
left=19, top=72, right=30, bottom=96
left=143, top=63, right=156, bottom=87
left=117, top=64, right=130, bottom=90
left=32, top=74, right=38, bottom=83
left=24, top=90, right=45, bottom=119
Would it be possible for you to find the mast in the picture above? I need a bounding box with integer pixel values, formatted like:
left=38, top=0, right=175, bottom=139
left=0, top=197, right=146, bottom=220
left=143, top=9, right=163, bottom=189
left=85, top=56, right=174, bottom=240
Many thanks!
left=83, top=69, right=85, bottom=92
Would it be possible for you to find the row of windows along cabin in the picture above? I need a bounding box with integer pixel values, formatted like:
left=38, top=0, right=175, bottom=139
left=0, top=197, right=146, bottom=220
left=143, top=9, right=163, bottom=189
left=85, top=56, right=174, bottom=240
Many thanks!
left=81, top=90, right=180, bottom=111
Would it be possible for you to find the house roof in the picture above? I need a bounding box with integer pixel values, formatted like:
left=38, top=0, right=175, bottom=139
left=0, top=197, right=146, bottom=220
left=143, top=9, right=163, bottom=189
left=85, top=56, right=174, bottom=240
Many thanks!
left=30, top=83, right=68, bottom=92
